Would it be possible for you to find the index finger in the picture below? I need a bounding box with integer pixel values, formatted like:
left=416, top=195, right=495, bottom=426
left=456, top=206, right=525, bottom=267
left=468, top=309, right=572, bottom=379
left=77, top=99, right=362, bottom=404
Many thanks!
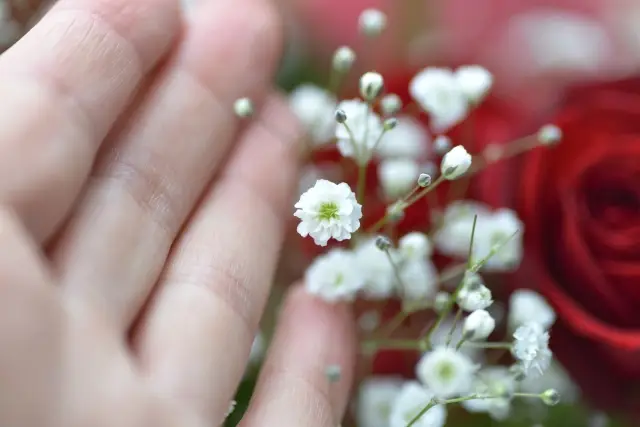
left=0, top=0, right=180, bottom=242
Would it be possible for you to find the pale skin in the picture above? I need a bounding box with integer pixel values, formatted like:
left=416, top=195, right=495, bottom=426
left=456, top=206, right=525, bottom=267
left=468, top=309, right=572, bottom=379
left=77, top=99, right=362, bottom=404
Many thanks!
left=0, top=0, right=356, bottom=426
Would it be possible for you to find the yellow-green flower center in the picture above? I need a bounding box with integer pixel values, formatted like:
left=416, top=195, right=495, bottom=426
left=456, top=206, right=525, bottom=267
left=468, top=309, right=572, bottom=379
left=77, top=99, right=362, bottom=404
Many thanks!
left=436, top=361, right=455, bottom=381
left=318, top=201, right=340, bottom=221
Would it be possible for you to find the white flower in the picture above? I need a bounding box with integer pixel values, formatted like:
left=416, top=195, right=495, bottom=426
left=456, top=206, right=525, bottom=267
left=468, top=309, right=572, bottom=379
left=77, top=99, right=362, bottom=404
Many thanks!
left=434, top=201, right=491, bottom=257
left=512, top=322, right=552, bottom=378
left=335, top=99, right=384, bottom=165
left=389, top=381, right=447, bottom=427
left=378, top=158, right=420, bottom=199
left=399, top=232, right=433, bottom=261
left=354, top=238, right=397, bottom=299
left=429, top=318, right=484, bottom=362
left=471, top=209, right=523, bottom=271
left=359, top=8, right=387, bottom=37
left=360, top=72, right=384, bottom=101
left=509, top=289, right=556, bottom=331
left=537, top=124, right=562, bottom=146
left=454, top=65, right=493, bottom=104
left=463, top=309, right=495, bottom=341
left=357, top=377, right=404, bottom=427
left=399, top=259, right=438, bottom=301
left=376, top=116, right=430, bottom=159
left=457, top=272, right=493, bottom=311
left=519, top=360, right=580, bottom=404
left=433, top=135, right=452, bottom=155
left=332, top=46, right=356, bottom=72
left=462, top=367, right=515, bottom=421
left=304, top=249, right=364, bottom=302
left=289, top=85, right=337, bottom=145
left=416, top=347, right=477, bottom=398
left=441, top=145, right=472, bottom=179
left=409, top=67, right=469, bottom=132
left=380, top=93, right=403, bottom=116
left=294, top=179, right=362, bottom=246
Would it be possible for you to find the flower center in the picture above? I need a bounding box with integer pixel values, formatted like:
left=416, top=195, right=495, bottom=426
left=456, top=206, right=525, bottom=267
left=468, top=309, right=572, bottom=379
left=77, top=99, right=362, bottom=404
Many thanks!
left=436, top=361, right=455, bottom=382
left=318, top=201, right=340, bottom=221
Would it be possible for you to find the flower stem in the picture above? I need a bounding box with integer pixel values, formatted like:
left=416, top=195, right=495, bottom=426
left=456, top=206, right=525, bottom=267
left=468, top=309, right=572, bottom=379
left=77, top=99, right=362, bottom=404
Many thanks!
left=445, top=307, right=463, bottom=347
left=357, top=163, right=367, bottom=203
left=463, top=341, right=512, bottom=350
left=361, top=338, right=424, bottom=351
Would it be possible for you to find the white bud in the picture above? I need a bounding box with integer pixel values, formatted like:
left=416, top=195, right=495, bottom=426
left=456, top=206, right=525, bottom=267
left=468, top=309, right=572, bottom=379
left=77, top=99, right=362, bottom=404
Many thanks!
left=332, top=46, right=356, bottom=73
left=417, top=173, right=431, bottom=187
left=462, top=309, right=495, bottom=341
left=359, top=72, right=384, bottom=101
left=233, top=97, right=254, bottom=118
left=434, top=291, right=451, bottom=312
left=383, top=117, right=397, bottom=131
left=380, top=93, right=402, bottom=116
left=374, top=235, right=393, bottom=251
left=433, top=135, right=452, bottom=155
left=454, top=65, right=493, bottom=104
left=541, top=389, right=560, bottom=406
left=537, top=124, right=562, bottom=146
left=335, top=109, right=347, bottom=123
left=440, top=145, right=472, bottom=180
left=358, top=9, right=387, bottom=37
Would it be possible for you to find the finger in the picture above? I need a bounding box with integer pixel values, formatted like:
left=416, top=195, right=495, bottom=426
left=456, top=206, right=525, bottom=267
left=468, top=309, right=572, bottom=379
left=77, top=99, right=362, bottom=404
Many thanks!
left=51, top=0, right=283, bottom=329
left=241, top=286, right=356, bottom=427
left=0, top=0, right=181, bottom=242
left=135, top=94, right=301, bottom=425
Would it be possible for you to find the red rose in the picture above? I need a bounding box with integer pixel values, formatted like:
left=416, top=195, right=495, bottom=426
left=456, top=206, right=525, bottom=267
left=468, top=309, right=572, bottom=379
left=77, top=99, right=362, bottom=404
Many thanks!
left=515, top=77, right=640, bottom=413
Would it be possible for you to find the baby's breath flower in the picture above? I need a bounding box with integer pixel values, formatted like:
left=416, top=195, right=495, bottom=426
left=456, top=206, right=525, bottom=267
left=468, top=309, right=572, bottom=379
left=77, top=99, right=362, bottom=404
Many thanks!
left=289, top=85, right=337, bottom=145
left=433, top=135, right=452, bottom=155
left=434, top=201, right=491, bottom=257
left=378, top=158, right=420, bottom=199
left=457, top=272, right=493, bottom=311
left=398, top=232, right=433, bottom=261
left=335, top=99, right=383, bottom=165
left=509, top=289, right=556, bottom=330
left=400, top=258, right=438, bottom=301
left=332, top=46, right=356, bottom=72
left=434, top=292, right=451, bottom=313
left=358, top=9, right=387, bottom=37
left=519, top=360, right=579, bottom=404
left=417, top=347, right=477, bottom=398
left=472, top=209, right=523, bottom=271
left=305, top=249, right=364, bottom=302
left=233, top=97, right=254, bottom=118
left=376, top=116, right=429, bottom=159
left=409, top=67, right=469, bottom=132
left=355, top=238, right=397, bottom=299
left=463, top=309, right=495, bottom=341
left=462, top=367, right=515, bottom=421
left=454, top=65, right=493, bottom=104
left=359, top=71, right=384, bottom=101
left=417, top=173, right=431, bottom=187
left=380, top=93, right=403, bottom=116
left=441, top=145, right=472, bottom=179
left=357, top=377, right=404, bottom=427
left=389, top=381, right=447, bottom=427
left=540, top=388, right=560, bottom=406
left=294, top=179, right=362, bottom=246
left=537, top=123, right=562, bottom=145
left=512, top=322, right=552, bottom=378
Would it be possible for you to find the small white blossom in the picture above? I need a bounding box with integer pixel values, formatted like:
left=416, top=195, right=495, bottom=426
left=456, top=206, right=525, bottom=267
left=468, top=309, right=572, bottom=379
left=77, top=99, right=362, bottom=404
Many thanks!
left=454, top=65, right=493, bottom=104
left=434, top=201, right=491, bottom=257
left=462, top=367, right=515, bottom=421
left=417, top=173, right=432, bottom=187
left=376, top=116, right=430, bottom=159
left=294, top=179, right=362, bottom=246
left=457, top=272, right=493, bottom=311
left=430, top=318, right=484, bottom=361
left=335, top=99, right=384, bottom=165
left=360, top=72, right=384, bottom=101
left=416, top=347, right=477, bottom=398
left=463, top=310, right=495, bottom=341
left=380, top=93, right=403, bottom=116
left=357, top=377, right=404, bottom=427
left=537, top=124, right=562, bottom=146
left=471, top=209, right=523, bottom=271
left=289, top=85, right=337, bottom=145
left=509, top=290, right=556, bottom=331
left=389, top=381, right=447, bottom=427
left=519, top=360, right=579, bottom=404
left=332, top=46, right=356, bottom=72
left=399, top=259, right=438, bottom=301
left=355, top=238, right=397, bottom=299
left=399, top=232, right=432, bottom=261
left=433, top=135, right=452, bottom=155
left=409, top=67, right=469, bottom=132
left=359, top=9, right=387, bottom=37
left=378, top=158, right=420, bottom=199
left=304, top=249, right=364, bottom=302
left=434, top=292, right=451, bottom=313
left=233, top=97, right=254, bottom=118
left=441, top=145, right=472, bottom=179
left=512, top=322, right=553, bottom=378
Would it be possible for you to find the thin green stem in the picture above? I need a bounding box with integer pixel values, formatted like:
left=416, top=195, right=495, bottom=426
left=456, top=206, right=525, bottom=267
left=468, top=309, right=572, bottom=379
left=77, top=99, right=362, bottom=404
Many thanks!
left=445, top=307, right=463, bottom=347
left=463, top=341, right=512, bottom=350
left=467, top=215, right=478, bottom=268
left=361, top=339, right=423, bottom=351
left=406, top=400, right=436, bottom=427
left=384, top=249, right=406, bottom=297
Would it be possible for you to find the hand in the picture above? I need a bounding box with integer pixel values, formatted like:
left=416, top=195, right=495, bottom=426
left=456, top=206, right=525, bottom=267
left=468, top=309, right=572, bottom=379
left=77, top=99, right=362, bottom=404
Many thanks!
left=0, top=0, right=355, bottom=426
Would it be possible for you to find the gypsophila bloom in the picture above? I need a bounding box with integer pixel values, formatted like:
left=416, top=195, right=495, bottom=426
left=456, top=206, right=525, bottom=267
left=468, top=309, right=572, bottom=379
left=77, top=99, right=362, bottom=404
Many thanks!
left=380, top=93, right=402, bottom=116
left=335, top=99, right=383, bottom=165
left=463, top=309, right=495, bottom=341
left=519, top=360, right=579, bottom=404
left=378, top=159, right=420, bottom=199
left=358, top=377, right=404, bottom=427
left=355, top=238, right=397, bottom=299
left=417, top=347, right=477, bottom=398
left=304, top=249, right=363, bottom=302
left=434, top=201, right=491, bottom=257
left=441, top=145, right=472, bottom=180
left=294, top=180, right=362, bottom=246
left=509, top=289, right=556, bottom=331
left=434, top=292, right=451, bottom=313
left=430, top=318, right=484, bottom=361
left=433, top=135, right=452, bottom=155
left=289, top=85, right=337, bottom=145
left=457, top=272, right=493, bottom=311
left=454, top=65, right=493, bottom=104
left=358, top=8, right=387, bottom=37
left=376, top=116, right=429, bottom=159
left=233, top=97, right=253, bottom=117
left=512, top=322, right=553, bottom=378
left=332, top=45, right=356, bottom=72
left=389, top=382, right=447, bottom=427
left=360, top=72, right=384, bottom=101
left=409, top=67, right=469, bottom=132
left=417, top=173, right=431, bottom=187
left=472, top=209, right=523, bottom=271
left=537, top=123, right=562, bottom=145
left=399, top=232, right=433, bottom=261
left=462, top=367, right=515, bottom=421
left=399, top=259, right=438, bottom=301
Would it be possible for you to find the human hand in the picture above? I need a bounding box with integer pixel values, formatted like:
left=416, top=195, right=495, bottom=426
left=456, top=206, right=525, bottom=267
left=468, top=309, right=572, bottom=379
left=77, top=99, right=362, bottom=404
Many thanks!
left=0, top=0, right=355, bottom=425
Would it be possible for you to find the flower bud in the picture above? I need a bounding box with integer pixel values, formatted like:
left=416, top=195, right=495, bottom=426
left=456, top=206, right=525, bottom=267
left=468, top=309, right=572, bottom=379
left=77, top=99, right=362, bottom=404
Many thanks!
left=537, top=124, right=562, bottom=146
left=335, top=109, right=347, bottom=123
left=434, top=291, right=451, bottom=313
left=462, top=309, right=495, bottom=341
left=540, top=389, right=560, bottom=406
left=455, top=65, right=493, bottom=104
left=359, top=71, right=384, bottom=102
left=383, top=117, right=397, bottom=131
left=433, top=135, right=452, bottom=155
left=332, top=46, right=356, bottom=73
left=417, top=173, right=432, bottom=187
left=358, top=9, right=387, bottom=37
left=440, top=145, right=472, bottom=180
left=380, top=93, right=402, bottom=116
left=375, top=235, right=393, bottom=251
left=233, top=97, right=254, bottom=118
